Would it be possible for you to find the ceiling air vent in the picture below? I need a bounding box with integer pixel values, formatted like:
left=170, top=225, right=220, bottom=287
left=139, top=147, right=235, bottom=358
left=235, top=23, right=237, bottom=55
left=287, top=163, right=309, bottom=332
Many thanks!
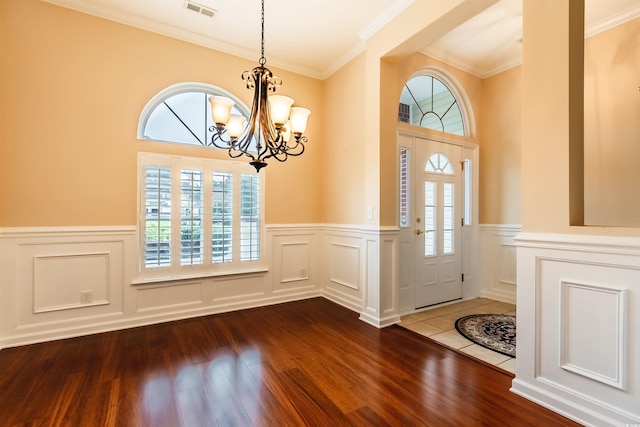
left=184, top=1, right=217, bottom=18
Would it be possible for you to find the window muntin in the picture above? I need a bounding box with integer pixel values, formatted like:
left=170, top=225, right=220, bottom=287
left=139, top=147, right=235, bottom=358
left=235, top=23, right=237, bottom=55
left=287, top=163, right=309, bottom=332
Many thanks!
left=398, top=75, right=465, bottom=136
left=139, top=153, right=263, bottom=279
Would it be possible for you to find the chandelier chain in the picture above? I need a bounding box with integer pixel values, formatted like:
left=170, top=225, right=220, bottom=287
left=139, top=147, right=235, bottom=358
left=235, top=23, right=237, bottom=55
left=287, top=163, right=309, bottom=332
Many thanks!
left=259, top=0, right=266, bottom=66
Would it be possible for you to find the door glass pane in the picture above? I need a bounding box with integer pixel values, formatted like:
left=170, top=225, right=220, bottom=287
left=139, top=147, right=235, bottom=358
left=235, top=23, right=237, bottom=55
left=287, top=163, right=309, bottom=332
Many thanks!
left=443, top=182, right=454, bottom=254
left=424, top=181, right=436, bottom=256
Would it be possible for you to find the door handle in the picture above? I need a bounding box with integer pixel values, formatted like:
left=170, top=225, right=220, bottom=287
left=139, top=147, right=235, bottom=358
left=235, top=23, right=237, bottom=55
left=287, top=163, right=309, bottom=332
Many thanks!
left=416, top=229, right=423, bottom=235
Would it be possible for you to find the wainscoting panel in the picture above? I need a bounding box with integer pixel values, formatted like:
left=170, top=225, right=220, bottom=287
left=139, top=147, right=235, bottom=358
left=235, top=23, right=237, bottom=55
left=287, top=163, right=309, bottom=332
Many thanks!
left=137, top=281, right=203, bottom=313
left=15, top=238, right=126, bottom=328
left=478, top=224, right=520, bottom=304
left=0, top=226, right=322, bottom=349
left=33, top=252, right=110, bottom=313
left=328, top=242, right=360, bottom=290
left=398, top=239, right=413, bottom=312
left=280, top=242, right=310, bottom=283
left=0, top=224, right=403, bottom=349
left=560, top=281, right=626, bottom=389
left=269, top=227, right=319, bottom=294
left=513, top=233, right=640, bottom=426
left=322, top=229, right=364, bottom=312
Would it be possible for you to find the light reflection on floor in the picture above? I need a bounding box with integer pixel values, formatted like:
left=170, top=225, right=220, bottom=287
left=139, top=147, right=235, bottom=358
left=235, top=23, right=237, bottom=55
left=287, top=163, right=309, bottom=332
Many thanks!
left=142, top=347, right=263, bottom=425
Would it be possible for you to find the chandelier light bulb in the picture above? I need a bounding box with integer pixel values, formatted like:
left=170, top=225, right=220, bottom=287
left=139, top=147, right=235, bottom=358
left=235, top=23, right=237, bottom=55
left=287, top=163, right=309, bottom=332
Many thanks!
left=289, top=107, right=311, bottom=136
left=227, top=114, right=246, bottom=139
left=281, top=120, right=292, bottom=142
left=208, top=95, right=234, bottom=126
left=268, top=95, right=294, bottom=128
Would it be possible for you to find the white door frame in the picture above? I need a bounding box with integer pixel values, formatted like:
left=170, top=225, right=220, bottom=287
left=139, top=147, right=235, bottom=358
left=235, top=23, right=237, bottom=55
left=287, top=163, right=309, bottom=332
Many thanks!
left=397, top=127, right=479, bottom=315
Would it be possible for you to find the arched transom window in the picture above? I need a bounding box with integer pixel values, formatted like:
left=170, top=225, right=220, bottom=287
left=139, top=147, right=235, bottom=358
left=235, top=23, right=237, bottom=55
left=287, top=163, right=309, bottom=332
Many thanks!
left=426, top=153, right=453, bottom=174
left=138, top=82, right=251, bottom=147
left=398, top=75, right=465, bottom=136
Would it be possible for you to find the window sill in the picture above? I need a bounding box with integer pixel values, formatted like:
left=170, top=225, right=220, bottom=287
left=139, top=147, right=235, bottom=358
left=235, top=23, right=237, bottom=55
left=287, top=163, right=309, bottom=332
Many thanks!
left=132, top=267, right=269, bottom=286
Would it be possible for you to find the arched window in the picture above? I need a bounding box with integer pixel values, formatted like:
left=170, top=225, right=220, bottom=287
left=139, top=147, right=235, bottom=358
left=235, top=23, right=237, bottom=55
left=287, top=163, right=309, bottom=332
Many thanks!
left=137, top=82, right=251, bottom=147
left=136, top=83, right=263, bottom=281
left=426, top=153, right=453, bottom=174
left=398, top=74, right=466, bottom=136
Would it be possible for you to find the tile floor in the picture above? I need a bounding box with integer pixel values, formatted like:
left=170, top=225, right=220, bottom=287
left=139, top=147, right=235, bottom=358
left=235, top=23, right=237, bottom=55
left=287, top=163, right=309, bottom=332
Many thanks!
left=399, top=298, right=517, bottom=374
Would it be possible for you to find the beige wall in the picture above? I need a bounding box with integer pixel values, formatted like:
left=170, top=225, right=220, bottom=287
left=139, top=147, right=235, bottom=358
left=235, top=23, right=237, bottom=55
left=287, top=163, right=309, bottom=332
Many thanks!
left=478, top=66, right=522, bottom=225
left=521, top=0, right=640, bottom=237
left=584, top=17, right=640, bottom=226
left=0, top=0, right=323, bottom=227
left=320, top=54, right=366, bottom=225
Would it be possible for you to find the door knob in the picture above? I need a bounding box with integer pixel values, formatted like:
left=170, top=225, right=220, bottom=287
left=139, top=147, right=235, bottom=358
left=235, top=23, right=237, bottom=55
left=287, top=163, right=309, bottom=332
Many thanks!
left=416, top=229, right=423, bottom=235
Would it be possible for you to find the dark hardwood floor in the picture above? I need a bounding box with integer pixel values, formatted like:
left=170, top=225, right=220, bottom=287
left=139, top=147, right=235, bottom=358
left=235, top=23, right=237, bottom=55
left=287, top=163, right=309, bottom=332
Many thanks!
left=0, top=298, right=580, bottom=426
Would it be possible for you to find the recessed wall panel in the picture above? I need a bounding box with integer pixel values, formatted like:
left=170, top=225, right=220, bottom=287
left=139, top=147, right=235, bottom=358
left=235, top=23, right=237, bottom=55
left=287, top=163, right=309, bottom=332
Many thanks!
left=329, top=243, right=360, bottom=290
left=561, top=281, right=626, bottom=389
left=280, top=242, right=309, bottom=283
left=34, top=253, right=110, bottom=313
left=137, top=283, right=202, bottom=312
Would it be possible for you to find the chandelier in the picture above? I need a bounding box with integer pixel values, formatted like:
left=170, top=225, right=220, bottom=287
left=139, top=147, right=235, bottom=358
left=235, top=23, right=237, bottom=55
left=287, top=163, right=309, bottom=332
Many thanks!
left=208, top=0, right=311, bottom=172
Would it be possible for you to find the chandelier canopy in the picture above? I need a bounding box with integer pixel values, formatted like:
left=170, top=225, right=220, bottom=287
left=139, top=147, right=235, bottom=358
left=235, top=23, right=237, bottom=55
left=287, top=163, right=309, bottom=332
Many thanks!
left=208, top=0, right=311, bottom=172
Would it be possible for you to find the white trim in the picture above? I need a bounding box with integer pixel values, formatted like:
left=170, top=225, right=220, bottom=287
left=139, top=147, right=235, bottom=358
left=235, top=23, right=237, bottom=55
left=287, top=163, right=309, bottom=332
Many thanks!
left=0, top=226, right=136, bottom=238
left=515, top=232, right=640, bottom=255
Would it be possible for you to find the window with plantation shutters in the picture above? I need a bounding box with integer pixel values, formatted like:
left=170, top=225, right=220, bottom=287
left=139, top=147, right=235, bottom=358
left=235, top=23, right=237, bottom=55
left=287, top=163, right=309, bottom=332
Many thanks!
left=212, top=172, right=233, bottom=263
left=240, top=174, right=260, bottom=261
left=138, top=153, right=264, bottom=279
left=144, top=166, right=172, bottom=268
left=180, top=169, right=204, bottom=266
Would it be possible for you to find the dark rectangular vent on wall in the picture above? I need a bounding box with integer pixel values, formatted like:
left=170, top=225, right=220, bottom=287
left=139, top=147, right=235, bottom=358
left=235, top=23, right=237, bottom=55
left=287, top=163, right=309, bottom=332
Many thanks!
left=398, top=103, right=410, bottom=123
left=184, top=1, right=217, bottom=18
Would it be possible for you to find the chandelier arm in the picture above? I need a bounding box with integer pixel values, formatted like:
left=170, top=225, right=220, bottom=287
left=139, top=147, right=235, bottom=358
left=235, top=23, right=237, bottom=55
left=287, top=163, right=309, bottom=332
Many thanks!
left=285, top=137, right=307, bottom=157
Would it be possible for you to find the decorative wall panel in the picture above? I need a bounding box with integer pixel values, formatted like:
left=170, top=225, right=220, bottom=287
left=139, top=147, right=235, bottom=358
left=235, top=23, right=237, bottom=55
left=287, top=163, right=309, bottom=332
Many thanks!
left=560, top=281, right=626, bottom=389
left=137, top=282, right=202, bottom=312
left=329, top=242, right=360, bottom=290
left=33, top=253, right=110, bottom=313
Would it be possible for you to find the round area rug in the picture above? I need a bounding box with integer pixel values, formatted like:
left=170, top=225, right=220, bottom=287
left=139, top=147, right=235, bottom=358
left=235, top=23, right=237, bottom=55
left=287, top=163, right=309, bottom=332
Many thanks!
left=455, top=314, right=516, bottom=357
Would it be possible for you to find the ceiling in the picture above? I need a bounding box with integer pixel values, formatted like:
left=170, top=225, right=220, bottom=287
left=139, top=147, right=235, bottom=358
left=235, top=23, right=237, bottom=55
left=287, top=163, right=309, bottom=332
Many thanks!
left=43, top=0, right=640, bottom=80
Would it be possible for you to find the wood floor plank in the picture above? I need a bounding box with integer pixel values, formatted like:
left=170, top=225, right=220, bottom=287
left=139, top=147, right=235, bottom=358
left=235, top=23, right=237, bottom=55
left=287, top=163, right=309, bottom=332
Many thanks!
left=0, top=298, right=581, bottom=426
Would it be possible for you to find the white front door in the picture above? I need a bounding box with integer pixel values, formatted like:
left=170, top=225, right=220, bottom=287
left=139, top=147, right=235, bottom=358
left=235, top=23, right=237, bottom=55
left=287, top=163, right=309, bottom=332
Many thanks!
left=414, top=139, right=463, bottom=308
